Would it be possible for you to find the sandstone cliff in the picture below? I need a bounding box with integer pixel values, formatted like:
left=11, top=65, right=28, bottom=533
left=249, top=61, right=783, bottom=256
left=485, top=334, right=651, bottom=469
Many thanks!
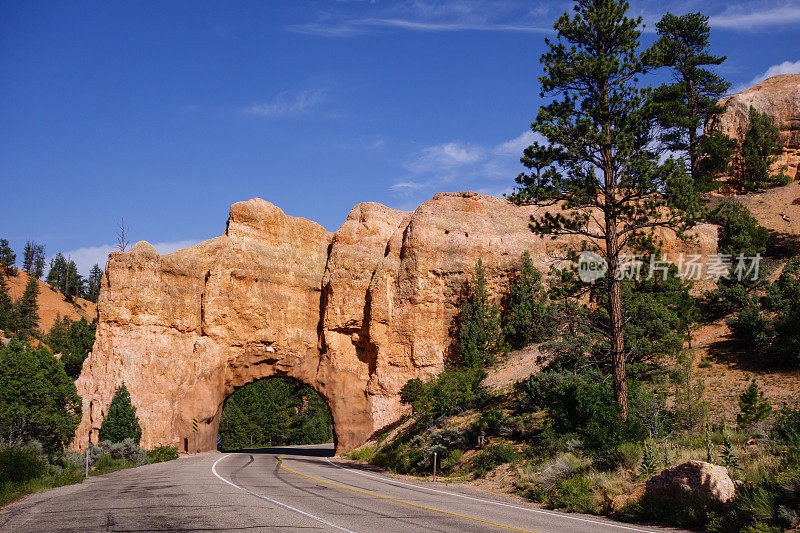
left=74, top=193, right=716, bottom=453
left=710, top=73, right=800, bottom=180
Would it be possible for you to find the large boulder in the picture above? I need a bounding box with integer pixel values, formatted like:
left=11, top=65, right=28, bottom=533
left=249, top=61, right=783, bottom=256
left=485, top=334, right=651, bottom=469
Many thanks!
left=645, top=460, right=736, bottom=506
left=710, top=73, right=800, bottom=180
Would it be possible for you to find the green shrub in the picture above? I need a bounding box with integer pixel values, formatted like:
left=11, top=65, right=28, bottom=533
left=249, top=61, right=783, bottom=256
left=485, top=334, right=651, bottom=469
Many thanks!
left=728, top=306, right=772, bottom=352
left=737, top=380, right=772, bottom=430
left=147, top=446, right=178, bottom=463
left=771, top=406, right=800, bottom=446
left=400, top=367, right=486, bottom=421
left=515, top=370, right=646, bottom=452
left=0, top=445, right=46, bottom=483
left=94, top=454, right=129, bottom=473
left=472, top=444, right=516, bottom=477
left=548, top=475, right=599, bottom=514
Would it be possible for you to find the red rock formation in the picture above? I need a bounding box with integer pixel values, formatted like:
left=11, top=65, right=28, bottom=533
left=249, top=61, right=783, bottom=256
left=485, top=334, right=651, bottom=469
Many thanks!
left=711, top=73, right=800, bottom=180
left=74, top=193, right=716, bottom=453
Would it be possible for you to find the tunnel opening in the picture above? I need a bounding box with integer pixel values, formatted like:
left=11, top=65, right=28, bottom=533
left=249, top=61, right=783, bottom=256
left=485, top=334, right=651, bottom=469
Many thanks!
left=217, top=376, right=334, bottom=452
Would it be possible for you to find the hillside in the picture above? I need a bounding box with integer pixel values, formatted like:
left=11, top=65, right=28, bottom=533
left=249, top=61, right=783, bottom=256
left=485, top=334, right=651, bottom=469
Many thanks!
left=6, top=271, right=96, bottom=332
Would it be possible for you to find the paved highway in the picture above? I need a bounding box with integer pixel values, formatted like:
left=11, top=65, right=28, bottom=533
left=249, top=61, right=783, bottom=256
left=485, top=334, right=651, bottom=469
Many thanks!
left=0, top=444, right=683, bottom=532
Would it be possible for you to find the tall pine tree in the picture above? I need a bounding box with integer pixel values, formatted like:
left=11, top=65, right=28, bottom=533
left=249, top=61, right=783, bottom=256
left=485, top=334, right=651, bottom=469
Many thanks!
left=509, top=0, right=699, bottom=418
left=0, top=271, right=11, bottom=332
left=15, top=274, right=40, bottom=339
left=99, top=383, right=142, bottom=444
left=0, top=239, right=16, bottom=276
left=738, top=106, right=790, bottom=191
left=646, top=12, right=732, bottom=194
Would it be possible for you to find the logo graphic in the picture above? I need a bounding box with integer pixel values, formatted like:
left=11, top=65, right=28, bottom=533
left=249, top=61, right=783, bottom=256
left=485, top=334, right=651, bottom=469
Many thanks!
left=578, top=251, right=608, bottom=282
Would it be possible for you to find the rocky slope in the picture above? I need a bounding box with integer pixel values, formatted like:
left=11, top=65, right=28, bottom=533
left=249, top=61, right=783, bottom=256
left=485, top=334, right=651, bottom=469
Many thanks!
left=74, top=193, right=716, bottom=453
left=711, top=73, right=800, bottom=180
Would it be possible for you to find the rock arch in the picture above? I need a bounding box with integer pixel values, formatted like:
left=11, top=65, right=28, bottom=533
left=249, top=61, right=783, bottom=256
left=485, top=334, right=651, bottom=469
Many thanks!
left=74, top=194, right=717, bottom=453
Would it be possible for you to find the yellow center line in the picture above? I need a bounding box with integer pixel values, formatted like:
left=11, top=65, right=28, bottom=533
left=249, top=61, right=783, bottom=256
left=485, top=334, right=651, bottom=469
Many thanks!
left=276, top=455, right=538, bottom=533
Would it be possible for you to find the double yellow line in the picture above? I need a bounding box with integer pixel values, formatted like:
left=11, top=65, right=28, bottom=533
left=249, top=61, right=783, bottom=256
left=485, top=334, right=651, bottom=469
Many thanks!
left=276, top=455, right=537, bottom=533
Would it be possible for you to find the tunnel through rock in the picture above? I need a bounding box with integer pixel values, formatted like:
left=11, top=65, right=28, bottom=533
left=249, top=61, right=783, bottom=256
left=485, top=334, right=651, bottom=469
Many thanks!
left=217, top=377, right=334, bottom=451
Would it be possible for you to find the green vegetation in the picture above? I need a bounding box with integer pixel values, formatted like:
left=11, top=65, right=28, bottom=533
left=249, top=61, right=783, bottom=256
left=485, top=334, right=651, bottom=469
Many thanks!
left=502, top=251, right=553, bottom=349
left=738, top=107, right=792, bottom=192
left=455, top=259, right=500, bottom=368
left=217, top=378, right=333, bottom=450
left=99, top=383, right=142, bottom=445
left=727, top=255, right=800, bottom=366
left=22, top=241, right=46, bottom=280
left=0, top=338, right=81, bottom=453
left=45, top=316, right=96, bottom=379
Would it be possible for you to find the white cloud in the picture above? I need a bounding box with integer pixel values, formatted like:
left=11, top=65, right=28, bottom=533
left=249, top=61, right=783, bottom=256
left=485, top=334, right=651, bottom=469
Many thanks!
left=405, top=142, right=484, bottom=173
left=709, top=5, right=800, bottom=30
left=389, top=130, right=541, bottom=197
left=494, top=130, right=544, bottom=156
left=54, top=239, right=201, bottom=276
left=287, top=0, right=553, bottom=36
left=748, top=59, right=800, bottom=86
left=245, top=89, right=324, bottom=117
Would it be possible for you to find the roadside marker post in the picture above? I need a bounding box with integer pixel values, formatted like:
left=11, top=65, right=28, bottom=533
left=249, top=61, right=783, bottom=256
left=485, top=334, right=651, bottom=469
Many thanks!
left=192, top=418, right=198, bottom=454
left=433, top=452, right=437, bottom=482
left=85, top=447, right=89, bottom=478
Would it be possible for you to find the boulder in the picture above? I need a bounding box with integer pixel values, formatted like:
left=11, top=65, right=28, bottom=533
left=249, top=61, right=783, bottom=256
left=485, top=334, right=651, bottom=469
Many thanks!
left=644, top=460, right=736, bottom=506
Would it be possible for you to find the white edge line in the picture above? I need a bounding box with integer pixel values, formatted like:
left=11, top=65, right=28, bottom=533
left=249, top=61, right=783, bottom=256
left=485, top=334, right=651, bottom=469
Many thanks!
left=211, top=454, right=357, bottom=533
left=325, top=458, right=659, bottom=533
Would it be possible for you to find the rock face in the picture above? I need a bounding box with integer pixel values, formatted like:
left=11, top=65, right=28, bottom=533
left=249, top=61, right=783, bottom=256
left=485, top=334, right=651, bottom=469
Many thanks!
left=645, top=460, right=736, bottom=505
left=711, top=73, right=800, bottom=180
left=74, top=193, right=717, bottom=453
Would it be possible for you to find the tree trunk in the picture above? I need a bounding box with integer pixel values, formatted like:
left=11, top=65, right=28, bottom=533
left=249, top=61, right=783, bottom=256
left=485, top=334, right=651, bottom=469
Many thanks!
left=606, top=230, right=628, bottom=420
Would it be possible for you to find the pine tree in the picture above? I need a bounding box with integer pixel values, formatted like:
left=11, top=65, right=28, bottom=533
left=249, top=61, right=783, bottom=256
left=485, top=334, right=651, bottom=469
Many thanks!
left=739, top=106, right=790, bottom=191
left=22, top=241, right=46, bottom=278
left=508, top=0, right=700, bottom=418
left=86, top=264, right=103, bottom=303
left=99, top=383, right=142, bottom=444
left=0, top=239, right=16, bottom=276
left=15, top=274, right=40, bottom=339
left=47, top=253, right=67, bottom=292
left=646, top=12, right=732, bottom=194
left=503, top=252, right=553, bottom=349
left=456, top=259, right=500, bottom=368
left=0, top=271, right=11, bottom=332
left=736, top=379, right=772, bottom=430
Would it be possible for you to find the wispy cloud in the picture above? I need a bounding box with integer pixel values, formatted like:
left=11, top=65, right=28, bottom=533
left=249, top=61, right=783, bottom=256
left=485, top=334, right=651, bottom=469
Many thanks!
left=54, top=239, right=201, bottom=276
left=709, top=4, right=800, bottom=30
left=287, top=0, right=553, bottom=37
left=389, top=130, right=540, bottom=197
left=244, top=89, right=324, bottom=117
left=748, top=59, right=800, bottom=86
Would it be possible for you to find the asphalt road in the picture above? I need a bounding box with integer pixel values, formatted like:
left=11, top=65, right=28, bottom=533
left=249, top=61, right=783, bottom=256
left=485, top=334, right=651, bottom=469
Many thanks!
left=0, top=444, right=684, bottom=533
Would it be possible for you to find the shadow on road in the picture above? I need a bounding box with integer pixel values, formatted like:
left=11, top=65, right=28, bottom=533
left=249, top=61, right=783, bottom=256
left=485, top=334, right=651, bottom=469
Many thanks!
left=221, top=443, right=334, bottom=457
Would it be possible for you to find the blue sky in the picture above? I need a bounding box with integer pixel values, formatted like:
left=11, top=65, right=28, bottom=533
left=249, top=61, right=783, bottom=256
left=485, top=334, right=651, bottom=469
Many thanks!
left=1, top=1, right=799, bottom=274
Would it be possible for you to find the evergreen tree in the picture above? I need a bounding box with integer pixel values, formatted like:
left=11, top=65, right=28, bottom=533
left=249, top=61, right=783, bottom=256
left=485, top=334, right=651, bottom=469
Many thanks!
left=218, top=401, right=257, bottom=450
left=0, top=271, right=11, bottom=332
left=739, top=106, right=790, bottom=191
left=47, top=253, right=67, bottom=291
left=646, top=12, right=731, bottom=193
left=99, top=383, right=142, bottom=444
left=502, top=252, right=554, bottom=349
left=86, top=264, right=103, bottom=303
left=0, top=337, right=82, bottom=452
left=0, top=239, right=16, bottom=276
left=15, top=274, right=40, bottom=339
left=21, top=241, right=46, bottom=279
left=764, top=256, right=800, bottom=365
left=45, top=316, right=96, bottom=379
left=456, top=259, right=500, bottom=368
left=736, top=380, right=772, bottom=430
left=508, top=0, right=700, bottom=418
